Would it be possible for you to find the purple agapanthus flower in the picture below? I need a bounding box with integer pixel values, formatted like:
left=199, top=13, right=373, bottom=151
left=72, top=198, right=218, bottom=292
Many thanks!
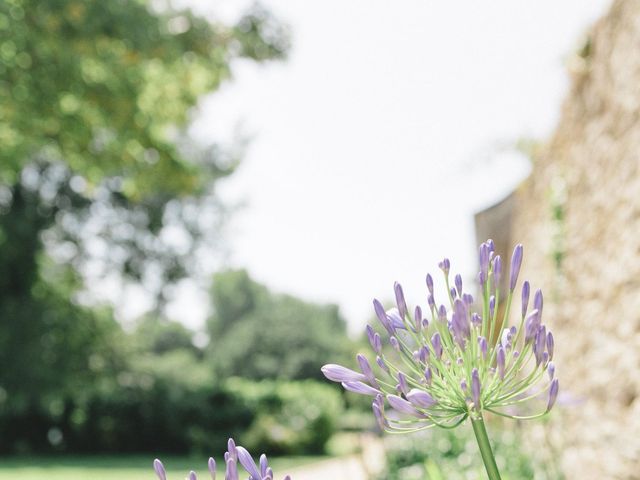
left=322, top=241, right=559, bottom=432
left=153, top=438, right=291, bottom=480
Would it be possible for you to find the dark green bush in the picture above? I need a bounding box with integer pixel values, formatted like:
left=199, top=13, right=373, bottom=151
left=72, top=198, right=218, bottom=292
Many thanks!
left=225, top=378, right=343, bottom=455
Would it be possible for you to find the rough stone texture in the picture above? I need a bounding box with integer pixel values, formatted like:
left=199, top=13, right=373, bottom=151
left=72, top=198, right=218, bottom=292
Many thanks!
left=509, top=1, right=640, bottom=478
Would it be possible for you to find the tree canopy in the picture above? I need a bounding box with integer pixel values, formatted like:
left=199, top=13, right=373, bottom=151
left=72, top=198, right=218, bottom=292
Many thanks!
left=207, top=270, right=352, bottom=380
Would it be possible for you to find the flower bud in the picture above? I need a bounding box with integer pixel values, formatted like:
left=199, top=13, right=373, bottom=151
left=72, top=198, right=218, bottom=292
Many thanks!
left=509, top=244, right=523, bottom=291
left=407, top=388, right=437, bottom=408
left=455, top=274, right=463, bottom=297
left=342, top=381, right=381, bottom=396
left=321, top=364, right=367, bottom=383
left=387, top=394, right=426, bottom=418
left=497, top=345, right=506, bottom=380
left=471, top=368, right=481, bottom=410
left=438, top=258, right=450, bottom=274
left=208, top=458, right=216, bottom=480
left=492, top=255, right=502, bottom=287
left=394, top=281, right=408, bottom=320
left=547, top=379, right=559, bottom=411
left=521, top=281, right=530, bottom=318
left=426, top=273, right=434, bottom=294
left=357, top=354, right=379, bottom=388
left=153, top=459, right=166, bottom=480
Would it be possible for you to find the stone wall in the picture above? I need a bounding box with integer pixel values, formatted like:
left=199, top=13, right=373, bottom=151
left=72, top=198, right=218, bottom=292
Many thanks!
left=509, top=1, right=640, bottom=478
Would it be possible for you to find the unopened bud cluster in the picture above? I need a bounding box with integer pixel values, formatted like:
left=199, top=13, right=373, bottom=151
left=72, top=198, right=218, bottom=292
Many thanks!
left=323, top=241, right=559, bottom=433
left=153, top=438, right=291, bottom=480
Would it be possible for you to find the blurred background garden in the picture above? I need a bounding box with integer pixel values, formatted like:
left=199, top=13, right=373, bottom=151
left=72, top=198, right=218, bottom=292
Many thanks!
left=1, top=0, right=638, bottom=479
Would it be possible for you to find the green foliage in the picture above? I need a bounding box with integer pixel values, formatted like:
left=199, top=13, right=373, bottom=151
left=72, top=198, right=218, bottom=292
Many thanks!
left=0, top=0, right=288, bottom=439
left=0, top=0, right=288, bottom=196
left=225, top=378, right=344, bottom=455
left=208, top=269, right=352, bottom=380
left=376, top=421, right=555, bottom=480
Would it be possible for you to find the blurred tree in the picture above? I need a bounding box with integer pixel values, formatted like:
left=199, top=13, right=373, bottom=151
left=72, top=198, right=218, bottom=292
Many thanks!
left=0, top=0, right=288, bottom=421
left=0, top=0, right=287, bottom=194
left=207, top=270, right=352, bottom=380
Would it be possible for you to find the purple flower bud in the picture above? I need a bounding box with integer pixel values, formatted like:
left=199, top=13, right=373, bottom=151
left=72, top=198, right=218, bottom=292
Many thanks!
left=513, top=350, right=520, bottom=358
left=189, top=471, right=197, bottom=480
left=450, top=287, right=457, bottom=299
left=386, top=308, right=406, bottom=330
left=524, top=309, right=540, bottom=343
left=153, top=459, right=167, bottom=480
left=266, top=468, right=274, bottom=480
left=455, top=274, right=463, bottom=296
left=535, top=325, right=546, bottom=365
left=431, top=333, right=443, bottom=358
left=487, top=239, right=495, bottom=253
left=226, top=457, right=238, bottom=480
left=478, top=336, right=487, bottom=358
left=418, top=346, right=429, bottom=363
left=492, top=255, right=502, bottom=287
left=208, top=457, right=216, bottom=480
left=394, top=281, right=408, bottom=320
left=373, top=298, right=393, bottom=334
left=407, top=388, right=437, bottom=408
left=424, top=367, right=432, bottom=385
left=426, top=274, right=434, bottom=294
left=366, top=324, right=376, bottom=347
left=427, top=294, right=435, bottom=309
left=357, top=354, right=379, bottom=388
left=542, top=351, right=549, bottom=365
left=547, top=362, right=555, bottom=380
left=438, top=305, right=447, bottom=322
left=509, top=244, right=523, bottom=291
left=342, top=381, right=381, bottom=396
left=521, top=281, right=530, bottom=318
left=451, top=299, right=470, bottom=346
left=460, top=379, right=467, bottom=391
left=438, top=258, right=450, bottom=274
left=462, top=293, right=474, bottom=306
left=471, top=368, right=481, bottom=409
left=456, top=357, right=464, bottom=365
left=260, top=454, right=268, bottom=478
left=547, top=379, right=559, bottom=411
left=236, top=446, right=261, bottom=480
left=422, top=317, right=429, bottom=329
left=533, top=289, right=543, bottom=317
left=372, top=402, right=388, bottom=429
left=471, top=312, right=482, bottom=327
left=497, top=345, right=506, bottom=379
left=207, top=457, right=216, bottom=480
left=387, top=394, right=426, bottom=418
left=547, top=331, right=554, bottom=360
left=321, top=364, right=367, bottom=383
left=489, top=295, right=496, bottom=319
left=479, top=242, right=491, bottom=285
left=501, top=329, right=511, bottom=350
left=414, top=305, right=422, bottom=332
left=390, top=336, right=400, bottom=351
left=227, top=438, right=237, bottom=461
left=397, top=372, right=409, bottom=395
left=376, top=355, right=390, bottom=373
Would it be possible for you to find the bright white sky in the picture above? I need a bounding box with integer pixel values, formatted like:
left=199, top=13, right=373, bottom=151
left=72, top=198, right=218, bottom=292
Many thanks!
left=163, top=0, right=611, bottom=333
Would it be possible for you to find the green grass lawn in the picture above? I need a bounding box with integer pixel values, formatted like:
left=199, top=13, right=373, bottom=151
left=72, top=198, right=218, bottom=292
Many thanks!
left=0, top=455, right=326, bottom=479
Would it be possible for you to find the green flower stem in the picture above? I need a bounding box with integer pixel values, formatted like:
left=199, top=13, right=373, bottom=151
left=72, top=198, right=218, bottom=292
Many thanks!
left=471, top=414, right=502, bottom=480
